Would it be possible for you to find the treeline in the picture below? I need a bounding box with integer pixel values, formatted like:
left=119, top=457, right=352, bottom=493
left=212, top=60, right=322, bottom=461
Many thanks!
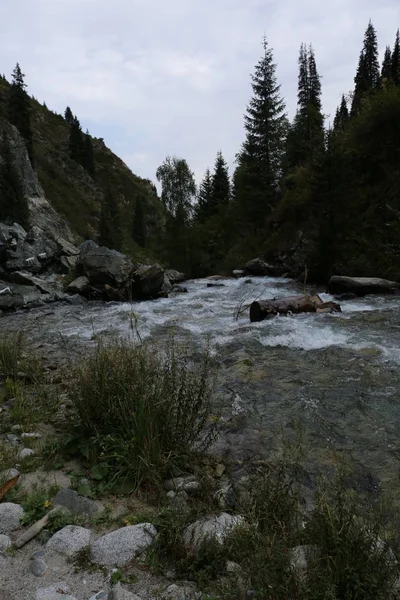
left=157, top=23, right=400, bottom=280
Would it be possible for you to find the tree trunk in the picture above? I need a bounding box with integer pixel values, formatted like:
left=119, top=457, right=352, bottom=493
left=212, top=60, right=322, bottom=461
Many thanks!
left=250, top=295, right=341, bottom=322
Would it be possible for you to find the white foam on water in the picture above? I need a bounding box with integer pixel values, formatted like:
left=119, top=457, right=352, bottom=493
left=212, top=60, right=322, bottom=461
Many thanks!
left=258, top=315, right=350, bottom=350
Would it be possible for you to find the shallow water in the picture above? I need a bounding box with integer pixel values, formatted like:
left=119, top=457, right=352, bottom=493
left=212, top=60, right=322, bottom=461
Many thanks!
left=4, top=276, right=400, bottom=489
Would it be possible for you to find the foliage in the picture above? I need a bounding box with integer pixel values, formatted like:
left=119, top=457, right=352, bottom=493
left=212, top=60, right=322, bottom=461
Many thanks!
left=8, top=63, right=33, bottom=163
left=0, top=127, right=30, bottom=229
left=0, top=331, right=24, bottom=380
left=67, top=337, right=217, bottom=489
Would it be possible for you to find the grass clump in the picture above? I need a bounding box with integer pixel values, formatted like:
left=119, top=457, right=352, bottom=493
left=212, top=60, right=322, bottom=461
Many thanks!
left=67, top=336, right=217, bottom=489
left=0, top=331, right=24, bottom=380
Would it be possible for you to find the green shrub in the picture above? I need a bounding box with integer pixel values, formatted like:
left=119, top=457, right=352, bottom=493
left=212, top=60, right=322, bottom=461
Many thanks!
left=68, top=337, right=217, bottom=489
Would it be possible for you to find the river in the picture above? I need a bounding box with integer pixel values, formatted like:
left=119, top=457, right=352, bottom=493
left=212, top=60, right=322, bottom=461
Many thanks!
left=3, top=275, right=400, bottom=493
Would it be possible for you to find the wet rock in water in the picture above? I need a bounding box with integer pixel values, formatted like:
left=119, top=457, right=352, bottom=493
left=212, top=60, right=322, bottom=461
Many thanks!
left=327, top=276, right=400, bottom=296
left=53, top=488, right=105, bottom=518
left=165, top=269, right=186, bottom=284
left=46, top=525, right=91, bottom=556
left=183, top=513, right=244, bottom=551
left=171, top=285, right=188, bottom=294
left=207, top=282, right=225, bottom=288
left=67, top=275, right=90, bottom=295
left=108, top=584, right=143, bottom=599
left=134, top=264, right=165, bottom=298
left=30, top=557, right=48, bottom=577
left=0, top=503, right=25, bottom=534
left=77, top=244, right=135, bottom=287
left=244, top=257, right=280, bottom=276
left=0, top=534, right=12, bottom=552
left=232, top=269, right=245, bottom=278
left=90, top=523, right=157, bottom=566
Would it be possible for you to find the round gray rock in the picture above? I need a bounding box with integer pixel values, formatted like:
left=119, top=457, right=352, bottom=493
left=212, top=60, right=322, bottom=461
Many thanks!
left=183, top=513, right=244, bottom=551
left=30, top=557, right=48, bottom=577
left=0, top=503, right=25, bottom=534
left=0, top=534, right=12, bottom=552
left=90, top=523, right=157, bottom=566
left=46, top=525, right=91, bottom=556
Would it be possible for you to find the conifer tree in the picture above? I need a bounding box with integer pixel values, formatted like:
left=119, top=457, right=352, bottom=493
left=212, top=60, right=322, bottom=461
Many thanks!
left=0, top=129, right=30, bottom=229
left=333, top=95, right=349, bottom=132
left=381, top=46, right=393, bottom=81
left=234, top=37, right=287, bottom=230
left=64, top=106, right=74, bottom=125
left=195, top=168, right=213, bottom=223
left=351, top=21, right=380, bottom=115
left=392, top=29, right=400, bottom=85
left=68, top=116, right=85, bottom=165
left=211, top=151, right=230, bottom=209
left=82, top=130, right=95, bottom=176
left=8, top=63, right=34, bottom=164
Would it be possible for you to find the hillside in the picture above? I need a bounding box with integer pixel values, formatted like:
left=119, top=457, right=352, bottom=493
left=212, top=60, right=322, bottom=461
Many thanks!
left=0, top=76, right=165, bottom=261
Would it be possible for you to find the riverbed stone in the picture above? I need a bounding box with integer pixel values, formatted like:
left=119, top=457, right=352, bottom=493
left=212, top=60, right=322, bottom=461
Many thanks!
left=30, top=557, right=48, bottom=577
left=108, top=584, right=143, bottom=599
left=67, top=276, right=89, bottom=295
left=0, top=467, right=20, bottom=484
left=0, top=503, right=24, bottom=534
left=0, top=534, right=12, bottom=552
left=183, top=513, right=245, bottom=551
left=163, top=475, right=200, bottom=495
left=90, top=523, right=157, bottom=566
left=46, top=525, right=91, bottom=556
left=18, top=447, right=36, bottom=459
left=53, top=488, right=105, bottom=518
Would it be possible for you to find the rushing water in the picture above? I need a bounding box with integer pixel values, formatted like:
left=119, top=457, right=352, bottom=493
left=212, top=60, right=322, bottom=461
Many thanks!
left=4, top=275, right=400, bottom=491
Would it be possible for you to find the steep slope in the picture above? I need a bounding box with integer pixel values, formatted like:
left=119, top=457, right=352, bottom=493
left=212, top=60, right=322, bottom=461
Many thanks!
left=0, top=76, right=165, bottom=261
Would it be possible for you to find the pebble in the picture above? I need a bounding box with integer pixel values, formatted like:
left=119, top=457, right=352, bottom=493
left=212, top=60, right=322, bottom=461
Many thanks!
left=0, top=502, right=25, bottom=534
left=88, top=592, right=108, bottom=600
left=30, top=557, right=48, bottom=577
left=18, top=447, right=36, bottom=459
left=21, top=432, right=42, bottom=439
left=6, top=433, right=20, bottom=446
left=0, top=534, right=12, bottom=552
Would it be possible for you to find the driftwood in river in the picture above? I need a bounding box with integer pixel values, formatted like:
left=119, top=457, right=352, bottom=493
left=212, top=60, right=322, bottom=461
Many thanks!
left=250, top=294, right=341, bottom=323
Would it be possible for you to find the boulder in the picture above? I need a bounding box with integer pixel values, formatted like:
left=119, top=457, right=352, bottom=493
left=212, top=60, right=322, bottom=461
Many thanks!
left=232, top=270, right=245, bottom=278
left=183, top=513, right=244, bottom=551
left=165, top=269, right=186, bottom=284
left=3, top=226, right=57, bottom=273
left=243, top=258, right=277, bottom=276
left=56, top=238, right=79, bottom=256
left=67, top=276, right=90, bottom=295
left=0, top=281, right=45, bottom=311
left=134, top=264, right=165, bottom=298
left=46, top=525, right=91, bottom=556
left=0, top=502, right=25, bottom=534
left=90, top=523, right=157, bottom=566
left=8, top=271, right=54, bottom=294
left=77, top=245, right=135, bottom=287
left=327, top=276, right=400, bottom=296
left=60, top=255, right=78, bottom=273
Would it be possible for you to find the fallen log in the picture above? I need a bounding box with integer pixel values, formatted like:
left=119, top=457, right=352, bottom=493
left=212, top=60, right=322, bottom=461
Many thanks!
left=250, top=295, right=341, bottom=323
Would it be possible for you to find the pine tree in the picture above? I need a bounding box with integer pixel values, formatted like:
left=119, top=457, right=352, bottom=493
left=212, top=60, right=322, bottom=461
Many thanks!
left=351, top=21, right=380, bottom=115
left=333, top=95, right=349, bottom=132
left=132, top=197, right=146, bottom=247
left=211, top=151, right=230, bottom=209
left=234, top=37, right=287, bottom=230
left=308, top=45, right=322, bottom=111
left=0, top=129, right=30, bottom=229
left=195, top=168, right=213, bottom=223
left=392, top=29, right=400, bottom=85
left=64, top=106, right=74, bottom=125
left=8, top=63, right=34, bottom=164
left=68, top=116, right=85, bottom=165
left=381, top=46, right=392, bottom=81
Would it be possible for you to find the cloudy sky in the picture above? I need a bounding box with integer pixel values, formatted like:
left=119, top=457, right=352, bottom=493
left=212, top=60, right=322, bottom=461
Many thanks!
left=1, top=0, right=398, bottom=184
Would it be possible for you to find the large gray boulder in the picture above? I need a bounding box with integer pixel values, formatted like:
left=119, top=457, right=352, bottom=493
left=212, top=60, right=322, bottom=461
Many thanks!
left=46, top=525, right=91, bottom=556
left=327, top=276, right=400, bottom=296
left=67, top=276, right=90, bottom=295
left=77, top=245, right=135, bottom=287
left=90, top=523, right=157, bottom=566
left=243, top=257, right=277, bottom=277
left=3, top=225, right=58, bottom=273
left=8, top=271, right=55, bottom=294
left=165, top=269, right=186, bottom=284
left=0, top=502, right=25, bottom=534
left=134, top=264, right=166, bottom=298
left=183, top=513, right=244, bottom=551
left=0, top=281, right=45, bottom=311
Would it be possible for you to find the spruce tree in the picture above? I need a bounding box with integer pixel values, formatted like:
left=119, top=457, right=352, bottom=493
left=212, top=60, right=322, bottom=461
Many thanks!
left=195, top=168, right=213, bottom=223
left=68, top=116, right=85, bottom=165
left=392, top=29, right=400, bottom=85
left=351, top=21, right=380, bottom=115
left=333, top=95, right=349, bottom=132
left=0, top=129, right=30, bottom=229
left=64, top=106, right=74, bottom=125
left=8, top=63, right=34, bottom=164
left=234, top=37, right=287, bottom=230
left=211, top=151, right=230, bottom=209
left=381, top=46, right=393, bottom=81
left=82, top=130, right=95, bottom=176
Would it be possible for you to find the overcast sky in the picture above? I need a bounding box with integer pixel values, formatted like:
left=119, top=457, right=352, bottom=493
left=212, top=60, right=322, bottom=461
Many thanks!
left=1, top=0, right=399, bottom=185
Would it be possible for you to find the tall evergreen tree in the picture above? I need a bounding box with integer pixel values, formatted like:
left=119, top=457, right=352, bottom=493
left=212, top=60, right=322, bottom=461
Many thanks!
left=82, top=130, right=95, bottom=176
left=8, top=63, right=34, bottom=164
left=211, top=151, right=230, bottom=209
left=64, top=106, right=74, bottom=125
left=0, top=129, right=30, bottom=229
left=392, top=29, right=400, bottom=85
left=195, top=168, right=213, bottom=223
left=381, top=46, right=393, bottom=81
left=234, top=37, right=287, bottom=230
left=333, top=95, right=349, bottom=132
left=68, top=116, right=85, bottom=165
left=351, top=21, right=380, bottom=115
